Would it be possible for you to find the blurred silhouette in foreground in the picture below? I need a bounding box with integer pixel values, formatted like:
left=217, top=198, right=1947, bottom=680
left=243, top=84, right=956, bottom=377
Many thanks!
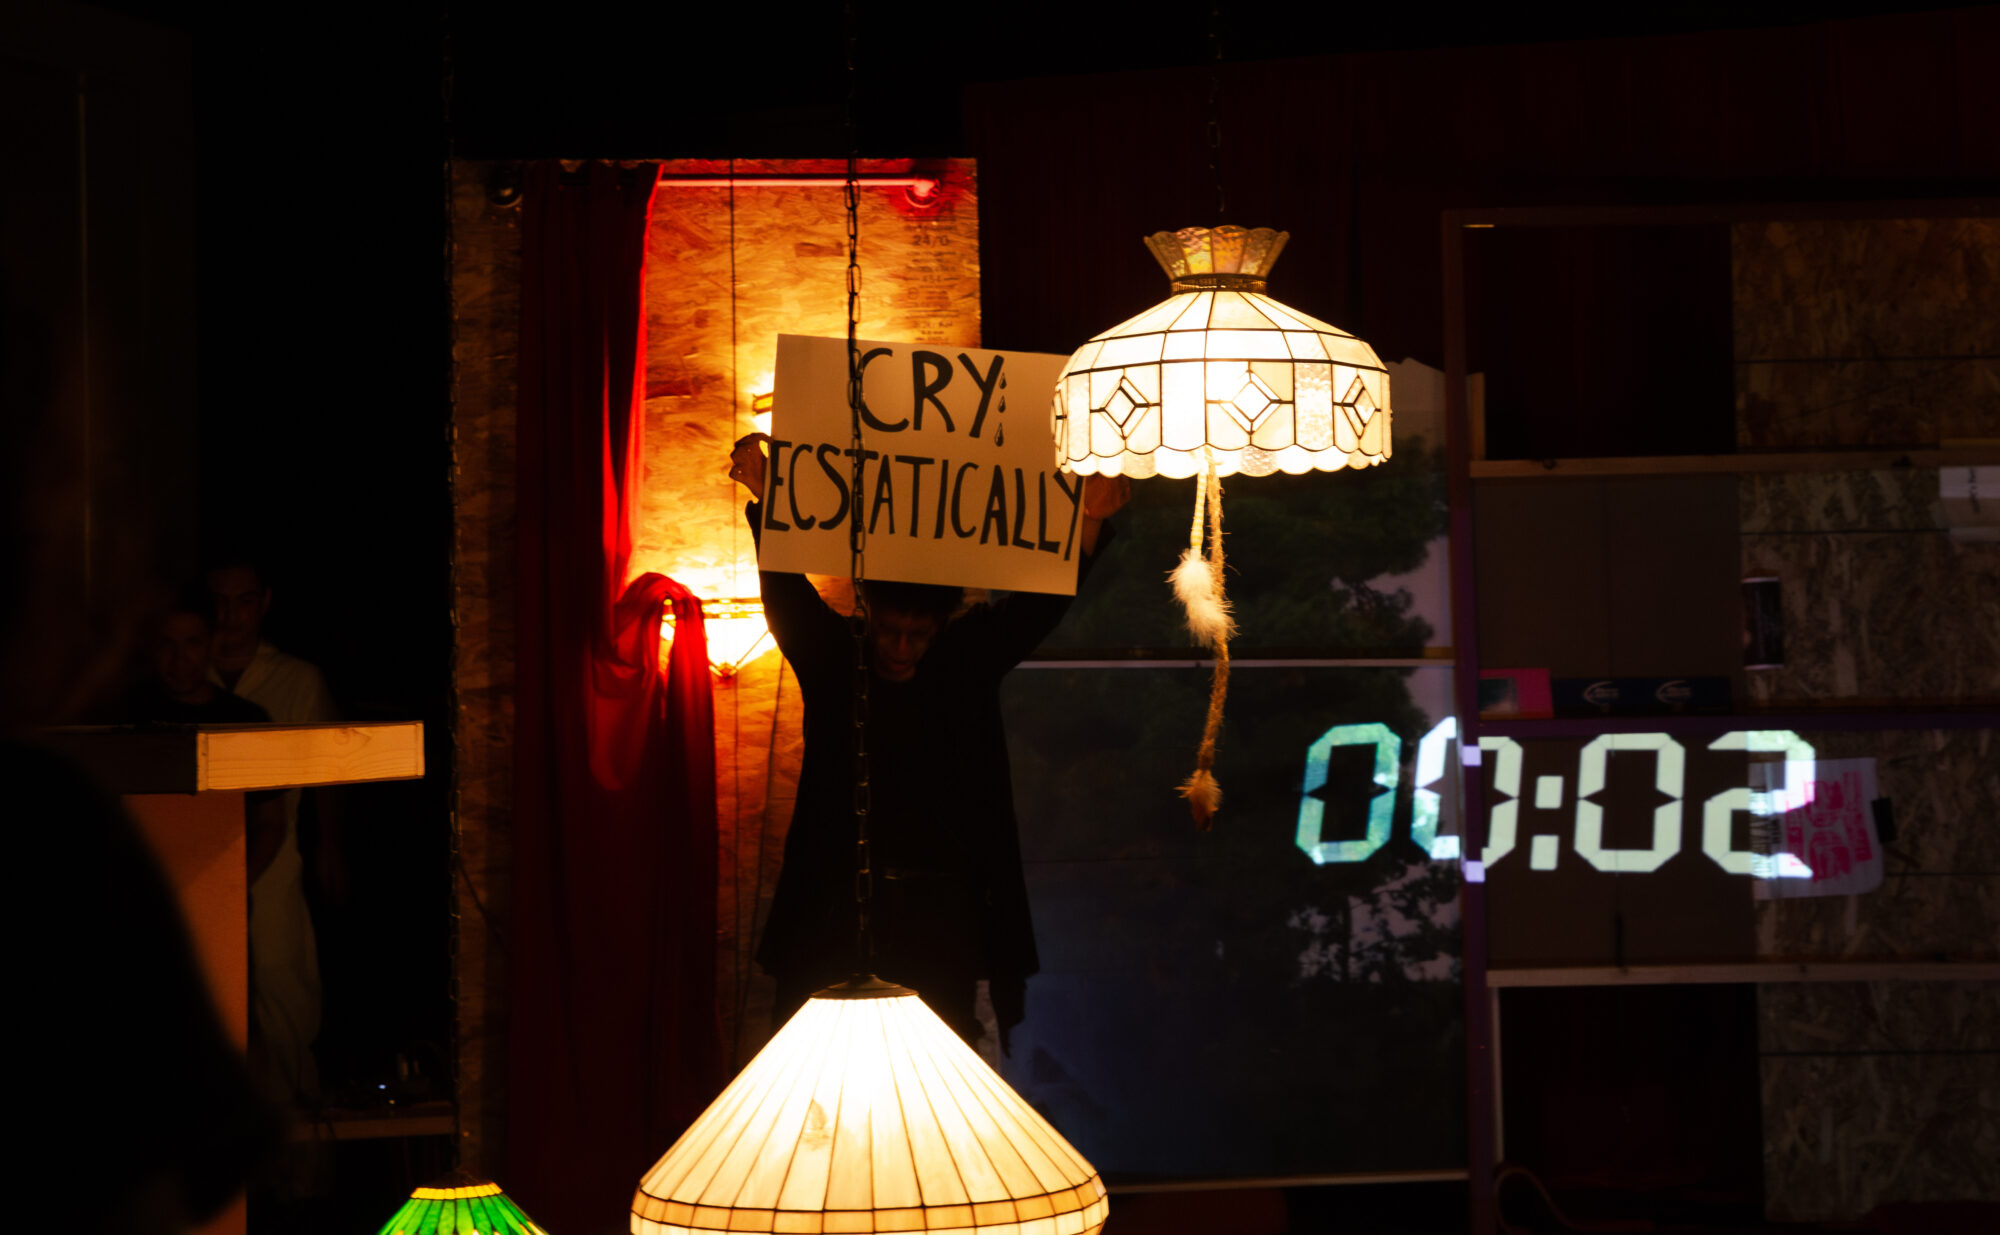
left=3, top=399, right=274, bottom=1235
left=205, top=555, right=341, bottom=1199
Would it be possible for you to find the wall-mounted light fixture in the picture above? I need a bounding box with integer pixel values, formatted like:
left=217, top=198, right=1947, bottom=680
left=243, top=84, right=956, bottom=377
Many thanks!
left=664, top=597, right=771, bottom=679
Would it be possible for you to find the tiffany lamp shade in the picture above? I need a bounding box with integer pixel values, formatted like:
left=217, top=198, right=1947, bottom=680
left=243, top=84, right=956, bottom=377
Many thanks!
left=1052, top=225, right=1392, bottom=479
left=1052, top=224, right=1395, bottom=825
left=376, top=1173, right=549, bottom=1235
left=631, top=977, right=1107, bottom=1235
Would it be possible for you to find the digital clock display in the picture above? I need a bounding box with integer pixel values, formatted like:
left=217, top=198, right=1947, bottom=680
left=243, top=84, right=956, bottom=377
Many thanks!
left=1298, top=720, right=1816, bottom=880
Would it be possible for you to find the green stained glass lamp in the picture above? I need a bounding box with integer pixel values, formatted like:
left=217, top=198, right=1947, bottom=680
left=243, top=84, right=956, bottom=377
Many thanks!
left=377, top=1172, right=550, bottom=1235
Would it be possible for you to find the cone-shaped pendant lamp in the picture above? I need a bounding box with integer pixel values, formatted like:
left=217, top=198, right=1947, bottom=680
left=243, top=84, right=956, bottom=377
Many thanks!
left=377, top=1172, right=550, bottom=1235
left=631, top=977, right=1107, bottom=1235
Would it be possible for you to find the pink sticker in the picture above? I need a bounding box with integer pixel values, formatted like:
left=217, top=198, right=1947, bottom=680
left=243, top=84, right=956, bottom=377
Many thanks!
left=1757, top=759, right=1882, bottom=899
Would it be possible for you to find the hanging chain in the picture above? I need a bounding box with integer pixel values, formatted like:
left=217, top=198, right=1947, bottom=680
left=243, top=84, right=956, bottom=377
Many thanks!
left=1206, top=0, right=1226, bottom=224
left=844, top=0, right=873, bottom=970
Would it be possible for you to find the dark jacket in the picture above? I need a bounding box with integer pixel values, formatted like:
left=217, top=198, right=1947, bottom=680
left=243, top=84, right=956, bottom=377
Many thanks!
left=749, top=502, right=1108, bottom=1012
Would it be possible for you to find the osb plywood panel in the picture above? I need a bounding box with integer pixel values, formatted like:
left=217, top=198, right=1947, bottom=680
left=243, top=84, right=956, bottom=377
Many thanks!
left=1734, top=218, right=2000, bottom=450
left=632, top=159, right=980, bottom=603
left=1760, top=1050, right=2000, bottom=1222
left=1738, top=469, right=1941, bottom=535
left=449, top=160, right=523, bottom=1175
left=637, top=159, right=981, bottom=1060
left=1760, top=981, right=1999, bottom=1055
left=1734, top=218, right=1998, bottom=359
left=1781, top=727, right=2000, bottom=877
left=1737, top=216, right=2000, bottom=1222
left=1755, top=870, right=1998, bottom=962
left=1752, top=727, right=2000, bottom=967
left=1751, top=730, right=2000, bottom=1224
left=1739, top=531, right=2000, bottom=706
left=1736, top=357, right=2000, bottom=450
left=1735, top=220, right=2000, bottom=711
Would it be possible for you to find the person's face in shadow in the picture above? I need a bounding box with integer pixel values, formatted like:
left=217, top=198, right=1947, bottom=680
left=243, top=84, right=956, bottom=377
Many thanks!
left=154, top=612, right=215, bottom=701
left=869, top=609, right=942, bottom=682
left=207, top=566, right=268, bottom=658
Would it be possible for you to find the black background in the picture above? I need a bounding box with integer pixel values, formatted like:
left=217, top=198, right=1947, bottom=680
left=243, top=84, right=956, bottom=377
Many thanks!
left=18, top=0, right=1990, bottom=1218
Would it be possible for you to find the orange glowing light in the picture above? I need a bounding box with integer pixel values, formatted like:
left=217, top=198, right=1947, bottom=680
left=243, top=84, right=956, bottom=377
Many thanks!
left=631, top=979, right=1107, bottom=1235
left=655, top=173, right=945, bottom=211
left=664, top=597, right=771, bottom=679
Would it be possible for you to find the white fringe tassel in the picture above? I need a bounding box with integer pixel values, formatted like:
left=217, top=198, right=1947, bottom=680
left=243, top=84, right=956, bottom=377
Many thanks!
left=1171, top=547, right=1235, bottom=649
left=1178, top=767, right=1222, bottom=826
left=1175, top=454, right=1230, bottom=830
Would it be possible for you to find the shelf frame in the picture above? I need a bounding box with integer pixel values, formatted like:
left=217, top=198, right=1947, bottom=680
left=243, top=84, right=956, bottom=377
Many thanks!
left=1489, top=962, right=2000, bottom=988
left=1441, top=195, right=1999, bottom=1235
left=1472, top=447, right=2000, bottom=479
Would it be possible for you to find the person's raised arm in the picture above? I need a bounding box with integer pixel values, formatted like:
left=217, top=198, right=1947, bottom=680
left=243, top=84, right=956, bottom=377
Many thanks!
left=729, top=432, right=772, bottom=501
left=730, top=434, right=846, bottom=668
left=1075, top=473, right=1128, bottom=559
left=965, top=473, right=1131, bottom=672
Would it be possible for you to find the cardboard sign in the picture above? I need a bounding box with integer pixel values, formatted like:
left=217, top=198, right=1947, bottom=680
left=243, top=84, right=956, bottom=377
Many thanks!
left=758, top=334, right=1083, bottom=595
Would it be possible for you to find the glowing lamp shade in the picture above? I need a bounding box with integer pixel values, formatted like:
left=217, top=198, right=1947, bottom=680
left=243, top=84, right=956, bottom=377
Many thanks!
left=631, top=978, right=1107, bottom=1235
left=377, top=1173, right=549, bottom=1235
left=664, top=598, right=772, bottom=678
left=1052, top=225, right=1391, bottom=479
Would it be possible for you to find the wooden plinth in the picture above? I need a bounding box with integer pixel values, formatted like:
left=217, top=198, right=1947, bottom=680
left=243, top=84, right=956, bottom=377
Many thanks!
left=45, top=723, right=425, bottom=1235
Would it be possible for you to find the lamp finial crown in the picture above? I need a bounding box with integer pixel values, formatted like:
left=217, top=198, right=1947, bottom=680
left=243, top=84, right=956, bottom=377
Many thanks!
left=814, top=973, right=916, bottom=1000
left=1144, top=225, right=1290, bottom=292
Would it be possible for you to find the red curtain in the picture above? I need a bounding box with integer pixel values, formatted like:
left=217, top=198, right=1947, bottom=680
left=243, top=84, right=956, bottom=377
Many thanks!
left=509, top=159, right=721, bottom=1234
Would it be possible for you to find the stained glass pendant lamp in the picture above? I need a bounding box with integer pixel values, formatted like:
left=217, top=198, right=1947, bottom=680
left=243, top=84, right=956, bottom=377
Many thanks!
left=377, top=1172, right=550, bottom=1235
left=1052, top=225, right=1393, bottom=825
left=631, top=976, right=1109, bottom=1235
left=1052, top=226, right=1390, bottom=480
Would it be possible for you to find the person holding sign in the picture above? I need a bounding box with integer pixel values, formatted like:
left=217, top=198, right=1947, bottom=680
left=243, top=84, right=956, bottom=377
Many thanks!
left=731, top=433, right=1129, bottom=1049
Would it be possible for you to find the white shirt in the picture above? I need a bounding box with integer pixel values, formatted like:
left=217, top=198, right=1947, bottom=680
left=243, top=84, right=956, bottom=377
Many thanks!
left=212, top=641, right=337, bottom=724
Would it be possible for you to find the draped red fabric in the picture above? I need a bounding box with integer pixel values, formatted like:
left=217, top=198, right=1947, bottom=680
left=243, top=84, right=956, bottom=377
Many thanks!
left=510, top=159, right=721, bottom=1234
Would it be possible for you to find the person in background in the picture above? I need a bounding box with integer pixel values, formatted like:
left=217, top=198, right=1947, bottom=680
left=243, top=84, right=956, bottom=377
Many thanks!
left=129, top=582, right=271, bottom=725
left=127, top=584, right=291, bottom=884
left=729, top=434, right=1129, bottom=1051
left=209, top=559, right=339, bottom=727
left=205, top=556, right=338, bottom=1196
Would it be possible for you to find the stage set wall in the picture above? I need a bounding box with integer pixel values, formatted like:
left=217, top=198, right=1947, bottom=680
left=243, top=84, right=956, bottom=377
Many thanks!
left=1731, top=218, right=1997, bottom=1219
left=449, top=156, right=983, bottom=1176
left=448, top=8, right=1996, bottom=1219
left=961, top=16, right=1994, bottom=1221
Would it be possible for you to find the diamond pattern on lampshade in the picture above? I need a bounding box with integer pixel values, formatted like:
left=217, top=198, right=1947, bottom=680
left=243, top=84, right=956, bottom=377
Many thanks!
left=377, top=1172, right=549, bottom=1235
left=1052, top=225, right=1391, bottom=479
left=631, top=980, right=1107, bottom=1235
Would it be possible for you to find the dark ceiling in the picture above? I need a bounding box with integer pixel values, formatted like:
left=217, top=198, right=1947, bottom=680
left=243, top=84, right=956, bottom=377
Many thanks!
left=95, top=1, right=1981, bottom=156
left=49, top=0, right=1990, bottom=726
